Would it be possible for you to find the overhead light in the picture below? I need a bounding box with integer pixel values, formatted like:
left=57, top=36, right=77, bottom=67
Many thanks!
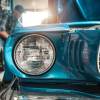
left=20, top=10, right=51, bottom=27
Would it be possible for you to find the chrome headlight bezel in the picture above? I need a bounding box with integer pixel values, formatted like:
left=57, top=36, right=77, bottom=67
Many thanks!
left=13, top=33, right=56, bottom=76
left=97, top=43, right=100, bottom=73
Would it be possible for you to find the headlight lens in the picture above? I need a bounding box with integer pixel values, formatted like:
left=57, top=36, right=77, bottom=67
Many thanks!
left=14, top=34, right=55, bottom=75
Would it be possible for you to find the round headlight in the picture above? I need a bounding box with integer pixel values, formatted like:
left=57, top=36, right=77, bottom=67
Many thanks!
left=97, top=43, right=100, bottom=73
left=13, top=34, right=55, bottom=75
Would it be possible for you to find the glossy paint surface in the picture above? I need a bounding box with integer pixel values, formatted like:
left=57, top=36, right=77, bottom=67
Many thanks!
left=3, top=21, right=100, bottom=97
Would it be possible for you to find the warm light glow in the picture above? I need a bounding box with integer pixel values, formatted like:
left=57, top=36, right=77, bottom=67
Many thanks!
left=21, top=10, right=51, bottom=27
left=13, top=97, right=18, bottom=100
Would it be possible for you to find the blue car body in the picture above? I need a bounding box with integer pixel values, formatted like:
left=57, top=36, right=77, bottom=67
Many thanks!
left=1, top=0, right=100, bottom=98
left=3, top=21, right=100, bottom=98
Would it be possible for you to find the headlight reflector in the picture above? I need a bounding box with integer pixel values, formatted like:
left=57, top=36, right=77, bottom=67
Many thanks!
left=14, top=34, right=55, bottom=75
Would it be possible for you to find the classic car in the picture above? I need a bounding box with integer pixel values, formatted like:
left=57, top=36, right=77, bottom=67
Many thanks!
left=0, top=0, right=100, bottom=99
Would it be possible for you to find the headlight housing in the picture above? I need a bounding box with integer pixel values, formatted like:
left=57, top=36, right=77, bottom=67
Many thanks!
left=13, top=34, right=55, bottom=76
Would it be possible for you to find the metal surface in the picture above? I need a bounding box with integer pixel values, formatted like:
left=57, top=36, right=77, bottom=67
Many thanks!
left=3, top=21, right=100, bottom=98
